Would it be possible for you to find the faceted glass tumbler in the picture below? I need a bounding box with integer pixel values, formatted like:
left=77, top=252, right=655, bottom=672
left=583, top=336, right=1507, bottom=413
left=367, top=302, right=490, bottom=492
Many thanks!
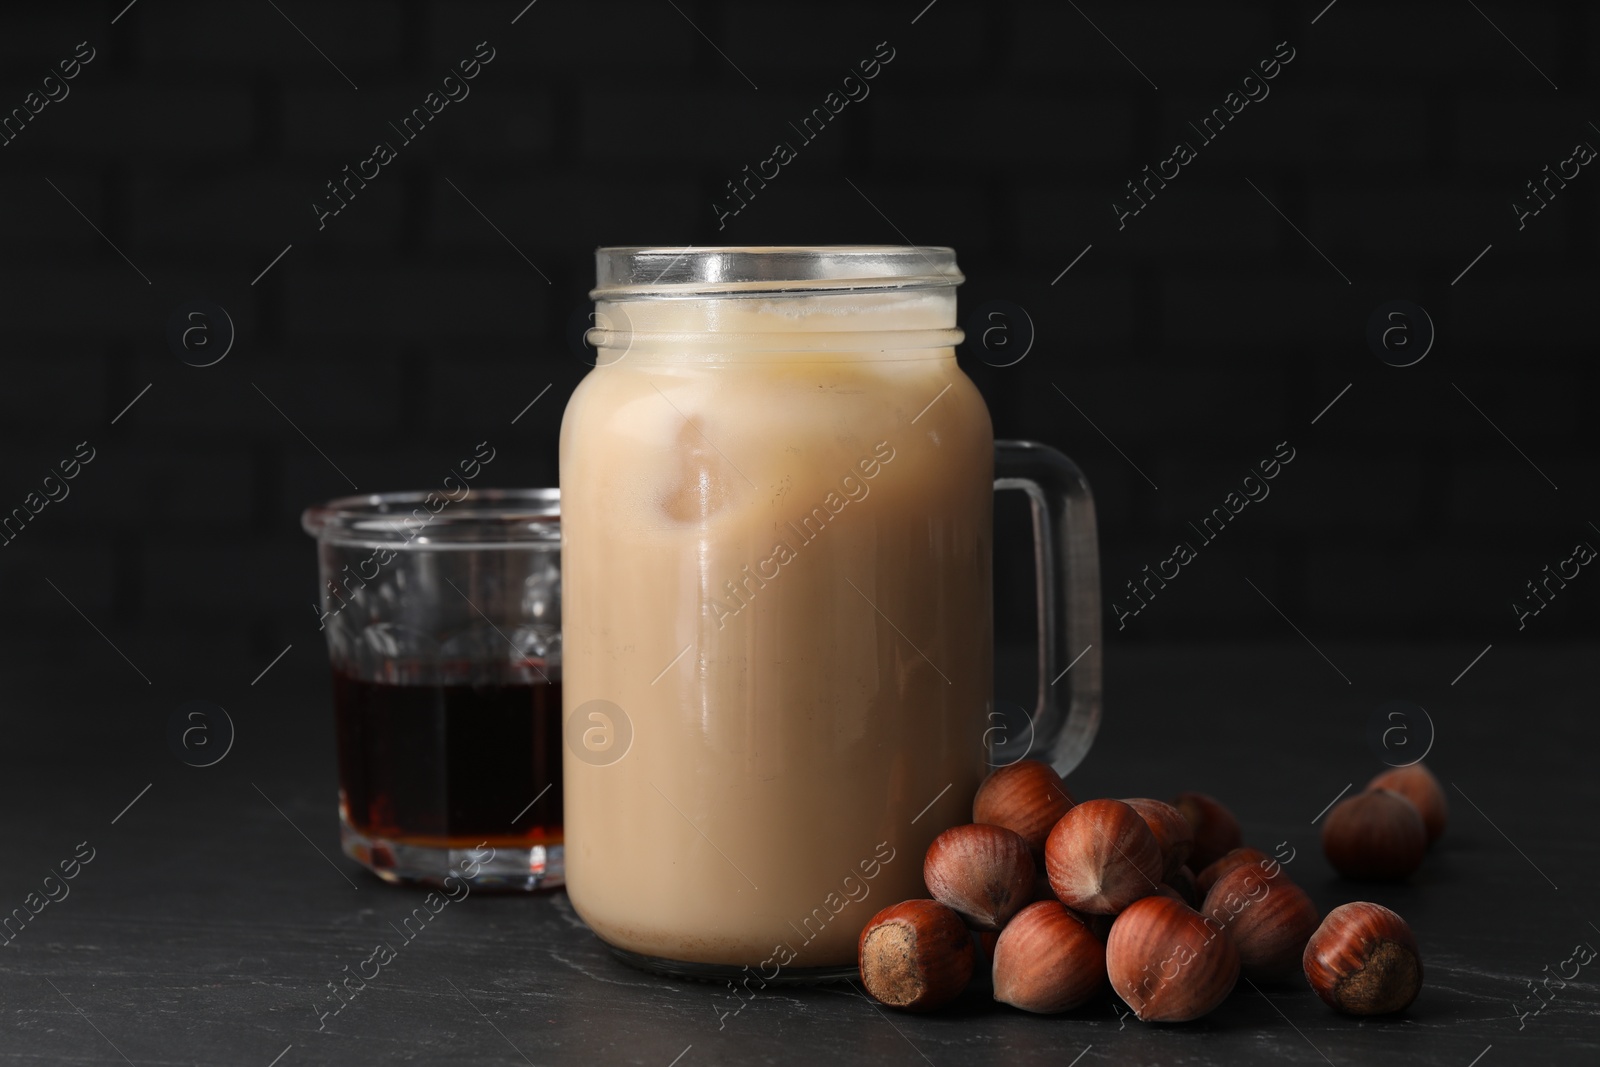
left=301, top=488, right=563, bottom=890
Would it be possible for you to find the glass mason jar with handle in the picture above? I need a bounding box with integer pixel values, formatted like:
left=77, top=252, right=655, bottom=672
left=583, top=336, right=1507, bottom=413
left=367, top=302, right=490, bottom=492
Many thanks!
left=560, top=247, right=1099, bottom=980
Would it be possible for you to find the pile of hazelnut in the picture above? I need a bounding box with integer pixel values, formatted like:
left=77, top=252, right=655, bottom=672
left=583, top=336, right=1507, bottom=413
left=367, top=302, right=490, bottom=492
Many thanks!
left=858, top=759, right=1439, bottom=1022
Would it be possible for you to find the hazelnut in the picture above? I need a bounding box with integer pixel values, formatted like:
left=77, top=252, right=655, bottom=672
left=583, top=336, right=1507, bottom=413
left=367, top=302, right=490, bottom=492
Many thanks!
left=1172, top=791, right=1243, bottom=871
left=1321, top=789, right=1427, bottom=881
left=991, top=900, right=1107, bottom=1013
left=1195, top=847, right=1271, bottom=898
left=858, top=900, right=975, bottom=1011
left=1122, top=797, right=1195, bottom=879
left=1106, top=895, right=1240, bottom=1022
left=923, top=824, right=1035, bottom=931
left=1303, top=901, right=1422, bottom=1015
left=973, top=759, right=1075, bottom=854
left=1164, top=865, right=1200, bottom=908
left=1045, top=798, right=1165, bottom=915
left=1202, top=861, right=1320, bottom=981
left=1367, top=762, right=1447, bottom=845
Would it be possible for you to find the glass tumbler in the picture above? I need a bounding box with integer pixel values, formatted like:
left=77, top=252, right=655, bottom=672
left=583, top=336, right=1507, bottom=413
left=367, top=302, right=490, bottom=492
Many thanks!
left=301, top=487, right=564, bottom=890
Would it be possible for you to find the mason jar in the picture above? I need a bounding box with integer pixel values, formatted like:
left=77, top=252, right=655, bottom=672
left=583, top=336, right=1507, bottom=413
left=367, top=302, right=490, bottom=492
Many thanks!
left=560, top=247, right=1100, bottom=980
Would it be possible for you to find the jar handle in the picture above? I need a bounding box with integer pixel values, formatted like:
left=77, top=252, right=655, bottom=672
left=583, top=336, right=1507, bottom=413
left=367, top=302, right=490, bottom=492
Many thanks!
left=994, top=441, right=1102, bottom=775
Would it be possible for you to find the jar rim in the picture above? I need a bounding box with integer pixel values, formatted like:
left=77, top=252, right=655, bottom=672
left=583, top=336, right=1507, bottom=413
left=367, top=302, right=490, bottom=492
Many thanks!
left=301, top=487, right=559, bottom=548
left=591, top=245, right=963, bottom=300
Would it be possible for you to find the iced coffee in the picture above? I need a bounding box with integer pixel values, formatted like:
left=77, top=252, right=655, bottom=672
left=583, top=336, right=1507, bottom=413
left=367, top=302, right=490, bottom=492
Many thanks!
left=561, top=249, right=995, bottom=975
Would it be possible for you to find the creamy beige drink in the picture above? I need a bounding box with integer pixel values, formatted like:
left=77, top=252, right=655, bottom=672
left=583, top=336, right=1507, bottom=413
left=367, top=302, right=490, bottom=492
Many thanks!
left=561, top=255, right=993, bottom=971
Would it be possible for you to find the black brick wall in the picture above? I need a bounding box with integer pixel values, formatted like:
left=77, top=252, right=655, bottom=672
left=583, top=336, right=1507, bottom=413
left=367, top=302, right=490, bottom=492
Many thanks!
left=1, top=0, right=1593, bottom=685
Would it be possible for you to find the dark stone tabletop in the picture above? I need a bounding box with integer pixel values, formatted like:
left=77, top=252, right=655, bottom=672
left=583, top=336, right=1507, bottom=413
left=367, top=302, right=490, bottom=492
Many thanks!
left=3, top=640, right=1594, bottom=1066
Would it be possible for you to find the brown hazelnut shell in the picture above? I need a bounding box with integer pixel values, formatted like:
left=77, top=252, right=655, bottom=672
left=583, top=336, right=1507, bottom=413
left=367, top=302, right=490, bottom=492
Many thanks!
left=858, top=899, right=976, bottom=1011
left=1367, top=763, right=1448, bottom=845
left=1303, top=901, right=1422, bottom=1015
left=923, top=823, right=1035, bottom=931
left=1196, top=847, right=1272, bottom=898
left=1202, top=861, right=1320, bottom=981
left=1172, top=791, right=1244, bottom=871
left=1045, top=799, right=1165, bottom=916
left=1122, top=797, right=1195, bottom=879
left=991, top=900, right=1107, bottom=1013
left=973, top=759, right=1075, bottom=854
left=1321, top=789, right=1427, bottom=881
left=1106, top=895, right=1240, bottom=1022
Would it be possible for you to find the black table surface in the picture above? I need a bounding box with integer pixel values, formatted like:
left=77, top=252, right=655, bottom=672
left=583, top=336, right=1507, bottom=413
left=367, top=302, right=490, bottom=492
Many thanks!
left=3, top=640, right=1595, bottom=1066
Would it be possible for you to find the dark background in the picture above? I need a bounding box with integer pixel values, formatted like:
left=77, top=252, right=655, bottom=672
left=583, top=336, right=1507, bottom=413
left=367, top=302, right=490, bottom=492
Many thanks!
left=1, top=0, right=1593, bottom=679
